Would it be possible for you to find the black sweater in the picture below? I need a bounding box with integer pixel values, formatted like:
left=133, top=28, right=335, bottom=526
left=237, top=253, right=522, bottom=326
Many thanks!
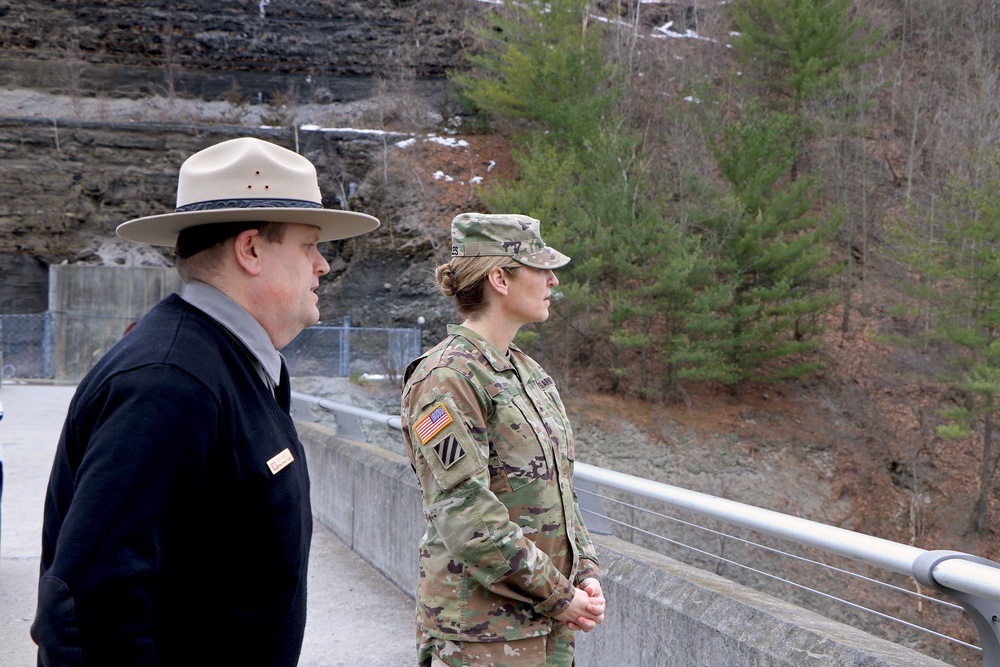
left=32, top=295, right=312, bottom=666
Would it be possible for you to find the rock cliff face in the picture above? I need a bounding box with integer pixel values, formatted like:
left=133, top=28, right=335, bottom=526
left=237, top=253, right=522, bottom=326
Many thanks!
left=0, top=0, right=467, bottom=100
left=0, top=0, right=483, bottom=337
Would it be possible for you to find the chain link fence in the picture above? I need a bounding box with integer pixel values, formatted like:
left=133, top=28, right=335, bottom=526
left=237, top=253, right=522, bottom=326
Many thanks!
left=0, top=313, right=53, bottom=380
left=282, top=318, right=422, bottom=380
left=0, top=311, right=420, bottom=382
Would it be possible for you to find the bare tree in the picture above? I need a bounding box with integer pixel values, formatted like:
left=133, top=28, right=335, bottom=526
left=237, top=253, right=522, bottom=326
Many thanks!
left=62, top=35, right=84, bottom=119
left=161, top=21, right=179, bottom=103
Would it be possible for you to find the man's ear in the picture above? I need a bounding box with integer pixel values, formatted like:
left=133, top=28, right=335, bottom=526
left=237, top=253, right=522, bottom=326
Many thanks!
left=232, top=228, right=263, bottom=276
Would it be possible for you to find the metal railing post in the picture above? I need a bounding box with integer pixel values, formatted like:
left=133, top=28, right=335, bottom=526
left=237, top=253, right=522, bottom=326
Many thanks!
left=339, top=316, right=350, bottom=378
left=913, top=551, right=1000, bottom=667
left=43, top=311, right=53, bottom=379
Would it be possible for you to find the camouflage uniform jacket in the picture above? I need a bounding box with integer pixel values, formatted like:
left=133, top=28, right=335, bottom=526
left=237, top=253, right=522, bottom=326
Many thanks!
left=401, top=324, right=600, bottom=643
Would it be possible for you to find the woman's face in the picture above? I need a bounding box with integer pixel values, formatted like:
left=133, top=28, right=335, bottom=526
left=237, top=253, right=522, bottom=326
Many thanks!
left=502, top=265, right=559, bottom=326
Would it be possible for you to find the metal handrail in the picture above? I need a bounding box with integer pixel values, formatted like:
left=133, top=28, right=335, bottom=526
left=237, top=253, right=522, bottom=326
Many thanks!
left=573, top=462, right=992, bottom=589
left=293, top=391, right=1000, bottom=666
left=291, top=390, right=401, bottom=430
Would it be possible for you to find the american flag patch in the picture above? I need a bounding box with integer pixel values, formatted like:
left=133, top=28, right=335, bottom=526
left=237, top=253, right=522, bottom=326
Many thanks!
left=433, top=434, right=465, bottom=468
left=414, top=403, right=453, bottom=444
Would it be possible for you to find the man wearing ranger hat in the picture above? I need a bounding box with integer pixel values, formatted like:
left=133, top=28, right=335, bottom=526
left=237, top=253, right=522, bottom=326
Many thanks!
left=401, top=213, right=605, bottom=666
left=31, top=137, right=379, bottom=666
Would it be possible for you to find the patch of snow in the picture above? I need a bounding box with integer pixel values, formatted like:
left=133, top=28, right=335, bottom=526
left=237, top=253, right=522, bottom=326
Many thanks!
left=92, top=236, right=173, bottom=268
left=427, top=134, right=469, bottom=148
left=653, top=21, right=720, bottom=44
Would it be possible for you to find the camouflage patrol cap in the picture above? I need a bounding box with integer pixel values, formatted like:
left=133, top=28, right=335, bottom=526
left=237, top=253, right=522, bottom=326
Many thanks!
left=450, top=213, right=570, bottom=269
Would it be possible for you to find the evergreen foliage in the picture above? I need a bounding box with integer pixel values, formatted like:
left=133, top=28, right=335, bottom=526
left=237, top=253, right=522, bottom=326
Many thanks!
left=486, top=119, right=732, bottom=398
left=703, top=104, right=843, bottom=381
left=450, top=0, right=852, bottom=398
left=450, top=0, right=619, bottom=143
left=890, top=149, right=1000, bottom=533
left=730, top=0, right=878, bottom=109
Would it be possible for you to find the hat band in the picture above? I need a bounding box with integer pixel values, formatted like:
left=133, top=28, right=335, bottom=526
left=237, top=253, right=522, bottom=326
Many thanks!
left=453, top=239, right=546, bottom=258
left=175, top=197, right=323, bottom=213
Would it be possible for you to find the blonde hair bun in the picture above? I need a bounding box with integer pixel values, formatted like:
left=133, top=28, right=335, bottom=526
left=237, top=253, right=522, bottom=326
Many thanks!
left=435, top=263, right=458, bottom=297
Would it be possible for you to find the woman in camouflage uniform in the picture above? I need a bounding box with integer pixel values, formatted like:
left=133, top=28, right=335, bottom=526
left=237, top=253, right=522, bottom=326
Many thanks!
left=401, top=213, right=605, bottom=667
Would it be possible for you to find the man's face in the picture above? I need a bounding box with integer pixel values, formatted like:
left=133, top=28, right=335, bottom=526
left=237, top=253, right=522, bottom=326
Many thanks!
left=255, top=223, right=330, bottom=349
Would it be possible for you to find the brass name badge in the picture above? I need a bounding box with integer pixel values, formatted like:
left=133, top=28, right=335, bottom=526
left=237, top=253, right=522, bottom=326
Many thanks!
left=267, top=448, right=294, bottom=474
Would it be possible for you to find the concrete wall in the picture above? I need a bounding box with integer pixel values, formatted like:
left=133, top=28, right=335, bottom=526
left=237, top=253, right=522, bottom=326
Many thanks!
left=300, top=420, right=424, bottom=595
left=49, top=265, right=183, bottom=380
left=296, top=422, right=950, bottom=667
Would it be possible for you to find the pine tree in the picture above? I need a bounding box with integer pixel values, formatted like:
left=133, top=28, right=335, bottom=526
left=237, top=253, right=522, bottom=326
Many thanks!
left=454, top=0, right=731, bottom=399
left=486, top=124, right=731, bottom=399
left=729, top=0, right=878, bottom=111
left=891, top=149, right=1000, bottom=533
left=703, top=103, right=842, bottom=381
left=451, top=0, right=618, bottom=144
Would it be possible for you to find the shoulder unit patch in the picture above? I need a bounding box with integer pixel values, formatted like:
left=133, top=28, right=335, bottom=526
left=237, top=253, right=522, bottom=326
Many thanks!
left=433, top=434, right=466, bottom=468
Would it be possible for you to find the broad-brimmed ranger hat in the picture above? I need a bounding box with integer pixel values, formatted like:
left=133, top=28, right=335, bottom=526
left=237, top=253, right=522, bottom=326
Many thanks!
left=116, top=137, right=380, bottom=246
left=450, top=213, right=569, bottom=269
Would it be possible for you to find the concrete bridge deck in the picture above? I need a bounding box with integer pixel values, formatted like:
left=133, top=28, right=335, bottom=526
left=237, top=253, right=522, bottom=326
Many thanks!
left=0, top=382, right=416, bottom=667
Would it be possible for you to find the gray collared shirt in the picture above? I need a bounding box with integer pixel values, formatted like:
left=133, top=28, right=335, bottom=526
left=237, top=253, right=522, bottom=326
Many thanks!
left=180, top=280, right=282, bottom=393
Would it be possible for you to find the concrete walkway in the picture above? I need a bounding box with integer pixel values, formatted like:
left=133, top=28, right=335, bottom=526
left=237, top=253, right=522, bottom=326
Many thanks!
left=0, top=382, right=415, bottom=666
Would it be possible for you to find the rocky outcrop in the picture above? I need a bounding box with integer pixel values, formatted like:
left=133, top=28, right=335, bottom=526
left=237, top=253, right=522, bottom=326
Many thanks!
left=0, top=0, right=468, bottom=101
left=0, top=119, right=403, bottom=257
left=0, top=0, right=479, bottom=328
left=0, top=117, right=449, bottom=326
